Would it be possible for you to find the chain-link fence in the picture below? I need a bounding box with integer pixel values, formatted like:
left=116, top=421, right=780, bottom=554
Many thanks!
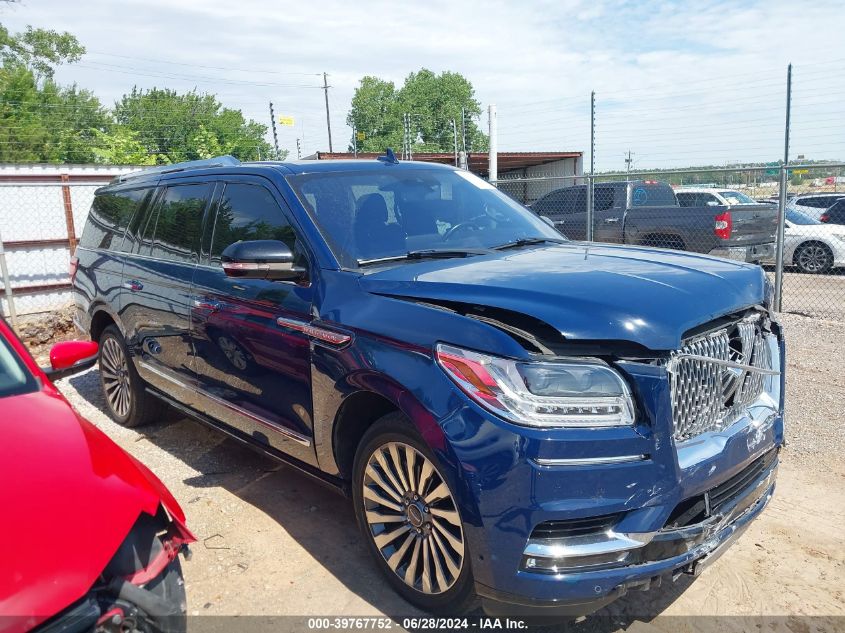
left=0, top=170, right=123, bottom=319
left=496, top=163, right=845, bottom=321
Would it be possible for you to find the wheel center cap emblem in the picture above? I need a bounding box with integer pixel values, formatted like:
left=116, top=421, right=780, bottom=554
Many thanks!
left=407, top=504, right=424, bottom=527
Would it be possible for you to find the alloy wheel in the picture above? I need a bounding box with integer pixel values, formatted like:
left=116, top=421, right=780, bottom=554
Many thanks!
left=362, top=441, right=465, bottom=595
left=100, top=337, right=132, bottom=418
left=218, top=335, right=248, bottom=371
left=797, top=243, right=832, bottom=273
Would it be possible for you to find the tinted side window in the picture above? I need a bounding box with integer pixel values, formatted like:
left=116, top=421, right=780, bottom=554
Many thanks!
left=209, top=183, right=298, bottom=266
left=534, top=189, right=568, bottom=215
left=80, top=188, right=150, bottom=251
left=676, top=192, right=695, bottom=207
left=594, top=187, right=615, bottom=212
left=140, top=184, right=210, bottom=263
left=573, top=187, right=587, bottom=213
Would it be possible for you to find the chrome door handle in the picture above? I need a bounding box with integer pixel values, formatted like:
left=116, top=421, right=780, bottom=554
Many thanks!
left=123, top=280, right=143, bottom=292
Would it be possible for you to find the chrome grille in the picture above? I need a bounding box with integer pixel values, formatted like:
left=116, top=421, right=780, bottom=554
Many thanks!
left=670, top=316, right=772, bottom=442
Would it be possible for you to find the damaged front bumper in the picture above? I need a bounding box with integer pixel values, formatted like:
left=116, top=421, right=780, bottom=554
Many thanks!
left=477, top=447, right=778, bottom=617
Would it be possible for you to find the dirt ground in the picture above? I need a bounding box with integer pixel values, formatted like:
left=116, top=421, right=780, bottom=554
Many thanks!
left=36, top=306, right=842, bottom=632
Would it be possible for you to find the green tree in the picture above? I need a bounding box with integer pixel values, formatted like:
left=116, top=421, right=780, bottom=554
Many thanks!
left=0, top=23, right=85, bottom=79
left=90, top=126, right=157, bottom=165
left=0, top=64, right=109, bottom=162
left=114, top=87, right=278, bottom=164
left=347, top=69, right=487, bottom=154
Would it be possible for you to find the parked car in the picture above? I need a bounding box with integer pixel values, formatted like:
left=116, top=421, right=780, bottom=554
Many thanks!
left=531, top=180, right=777, bottom=262
left=759, top=209, right=845, bottom=273
left=786, top=192, right=845, bottom=220
left=0, top=317, right=194, bottom=633
left=820, top=198, right=845, bottom=225
left=73, top=154, right=784, bottom=617
left=675, top=187, right=760, bottom=207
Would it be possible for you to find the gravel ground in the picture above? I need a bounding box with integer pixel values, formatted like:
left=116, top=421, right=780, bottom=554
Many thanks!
left=38, top=304, right=844, bottom=630
left=777, top=312, right=845, bottom=469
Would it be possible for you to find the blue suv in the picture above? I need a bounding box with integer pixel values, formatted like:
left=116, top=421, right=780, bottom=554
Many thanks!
left=72, top=154, right=784, bottom=616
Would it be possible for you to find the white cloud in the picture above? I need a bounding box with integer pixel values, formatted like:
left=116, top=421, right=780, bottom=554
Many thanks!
left=2, top=0, right=843, bottom=169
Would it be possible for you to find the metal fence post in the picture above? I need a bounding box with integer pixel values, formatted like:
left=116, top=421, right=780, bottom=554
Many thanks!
left=586, top=91, right=595, bottom=241
left=774, top=63, right=792, bottom=312
left=0, top=228, right=16, bottom=326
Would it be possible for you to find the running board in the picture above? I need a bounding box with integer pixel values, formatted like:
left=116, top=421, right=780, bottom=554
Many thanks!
left=146, top=387, right=349, bottom=497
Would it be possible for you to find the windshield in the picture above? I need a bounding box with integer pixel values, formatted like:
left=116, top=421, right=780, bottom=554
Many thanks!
left=0, top=332, right=38, bottom=399
left=786, top=209, right=821, bottom=225
left=718, top=190, right=757, bottom=205
left=287, top=168, right=564, bottom=267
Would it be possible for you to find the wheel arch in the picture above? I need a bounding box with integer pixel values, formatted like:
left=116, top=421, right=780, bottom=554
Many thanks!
left=326, top=371, right=451, bottom=482
left=89, top=305, right=122, bottom=342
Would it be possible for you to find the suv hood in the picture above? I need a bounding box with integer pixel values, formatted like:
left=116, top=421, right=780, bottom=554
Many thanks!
left=359, top=242, right=767, bottom=351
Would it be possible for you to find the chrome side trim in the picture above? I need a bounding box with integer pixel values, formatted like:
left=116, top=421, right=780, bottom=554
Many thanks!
left=196, top=385, right=312, bottom=447
left=524, top=530, right=656, bottom=559
left=276, top=316, right=352, bottom=346
left=532, top=454, right=649, bottom=467
left=138, top=360, right=186, bottom=387
left=138, top=361, right=312, bottom=447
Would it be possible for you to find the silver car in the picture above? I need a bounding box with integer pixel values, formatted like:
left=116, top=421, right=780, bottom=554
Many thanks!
left=786, top=192, right=845, bottom=220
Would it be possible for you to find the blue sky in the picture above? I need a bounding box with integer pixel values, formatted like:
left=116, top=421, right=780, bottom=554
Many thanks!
left=2, top=0, right=843, bottom=170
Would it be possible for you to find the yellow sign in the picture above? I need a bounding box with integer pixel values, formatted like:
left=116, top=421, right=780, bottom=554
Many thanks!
left=356, top=131, right=366, bottom=141
left=793, top=169, right=809, bottom=175
left=277, top=116, right=295, bottom=127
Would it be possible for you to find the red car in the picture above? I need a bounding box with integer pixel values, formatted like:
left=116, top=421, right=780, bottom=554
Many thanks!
left=0, top=317, right=194, bottom=633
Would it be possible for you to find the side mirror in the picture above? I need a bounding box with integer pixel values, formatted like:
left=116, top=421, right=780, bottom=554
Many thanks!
left=541, top=216, right=556, bottom=228
left=221, top=240, right=306, bottom=281
left=43, top=340, right=99, bottom=381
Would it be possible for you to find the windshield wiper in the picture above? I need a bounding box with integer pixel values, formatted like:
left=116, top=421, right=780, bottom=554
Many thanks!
left=357, top=248, right=492, bottom=267
left=492, top=237, right=568, bottom=251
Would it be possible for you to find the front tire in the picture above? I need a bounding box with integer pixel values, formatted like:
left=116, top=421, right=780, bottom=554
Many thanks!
left=99, top=325, right=161, bottom=427
left=352, top=413, right=476, bottom=614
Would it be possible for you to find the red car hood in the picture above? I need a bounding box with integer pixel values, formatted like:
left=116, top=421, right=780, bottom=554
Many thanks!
left=0, top=387, right=188, bottom=631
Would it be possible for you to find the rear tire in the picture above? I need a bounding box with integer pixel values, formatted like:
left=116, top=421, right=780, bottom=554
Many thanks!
left=99, top=325, right=161, bottom=427
left=352, top=413, right=476, bottom=615
left=794, top=241, right=833, bottom=274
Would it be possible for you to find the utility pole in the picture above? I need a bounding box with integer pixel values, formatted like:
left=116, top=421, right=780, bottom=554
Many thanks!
left=461, top=107, right=467, bottom=153
left=488, top=104, right=498, bottom=185
left=774, top=64, right=792, bottom=312
left=586, top=91, right=596, bottom=241
left=625, top=150, right=634, bottom=177
left=352, top=125, right=358, bottom=158
left=269, top=101, right=280, bottom=158
left=452, top=119, right=459, bottom=166
left=296, top=138, right=301, bottom=159
left=322, top=72, right=333, bottom=152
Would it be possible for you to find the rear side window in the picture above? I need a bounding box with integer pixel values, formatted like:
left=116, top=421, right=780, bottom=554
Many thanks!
left=802, top=196, right=839, bottom=209
left=137, top=183, right=211, bottom=263
left=534, top=189, right=568, bottom=216
left=629, top=183, right=677, bottom=207
left=209, top=183, right=298, bottom=266
left=594, top=187, right=615, bottom=212
left=79, top=188, right=150, bottom=251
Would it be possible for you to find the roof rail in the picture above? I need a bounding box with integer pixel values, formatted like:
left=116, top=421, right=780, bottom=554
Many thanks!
left=111, top=155, right=241, bottom=184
